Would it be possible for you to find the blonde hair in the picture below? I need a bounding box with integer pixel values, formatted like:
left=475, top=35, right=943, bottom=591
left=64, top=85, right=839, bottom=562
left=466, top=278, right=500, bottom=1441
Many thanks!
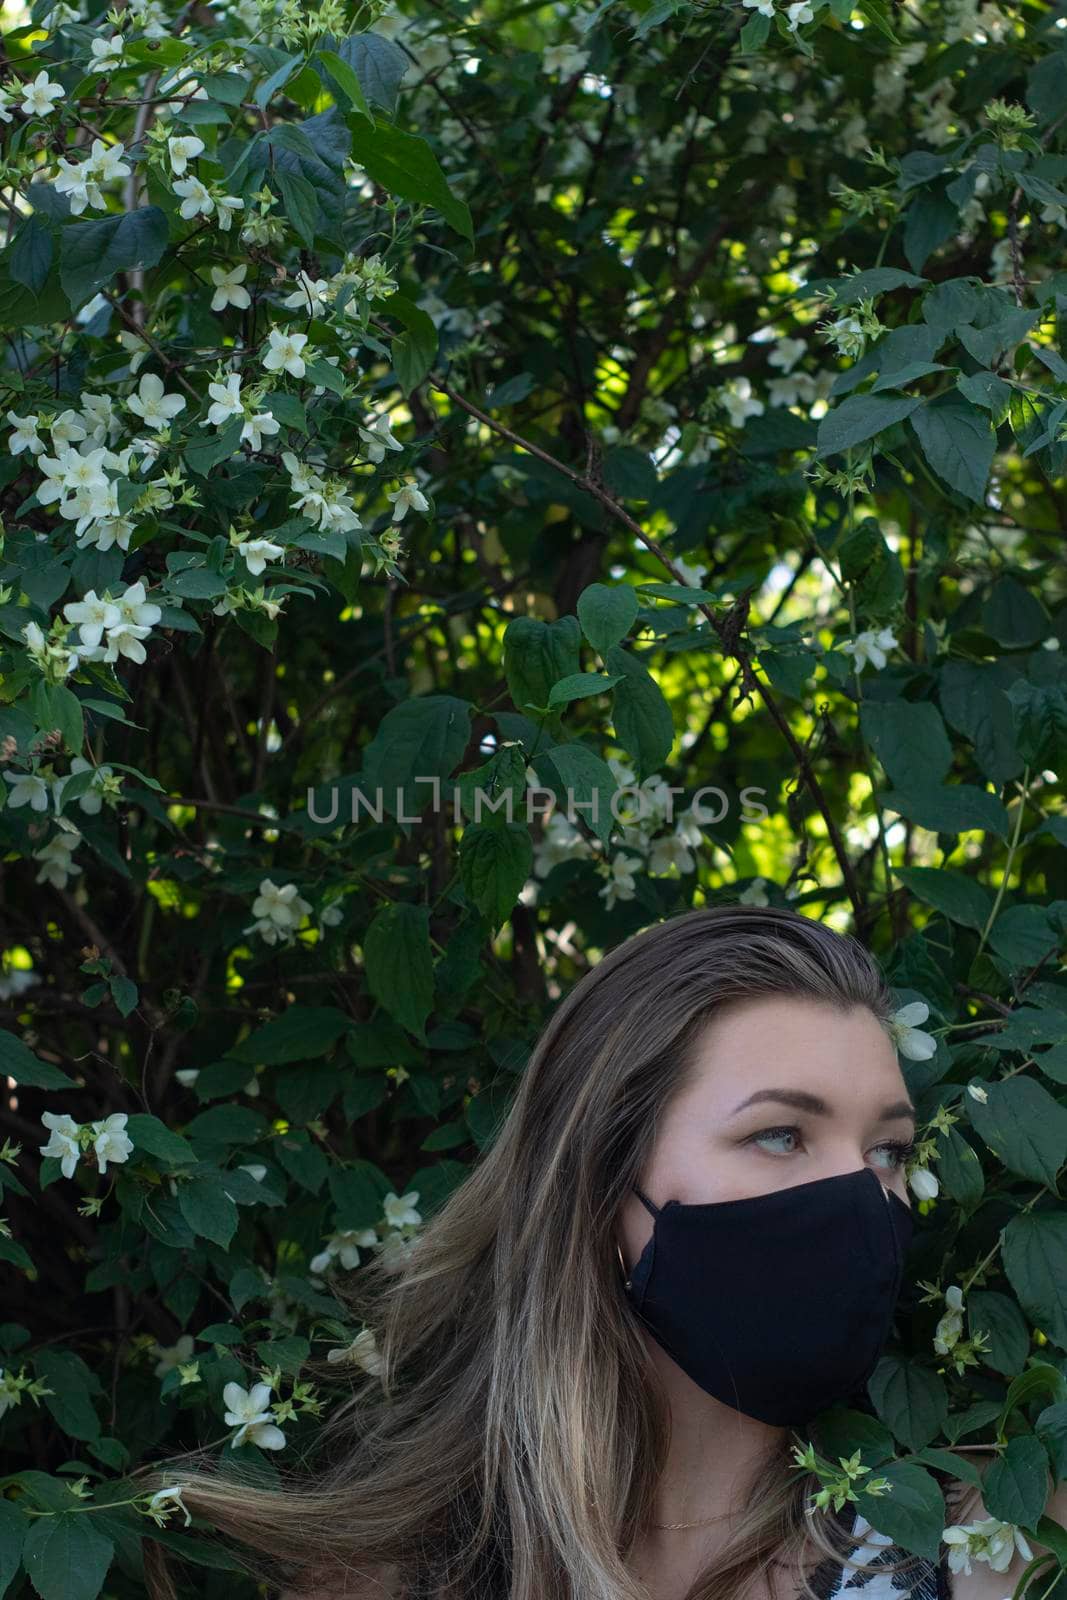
left=136, top=904, right=970, bottom=1599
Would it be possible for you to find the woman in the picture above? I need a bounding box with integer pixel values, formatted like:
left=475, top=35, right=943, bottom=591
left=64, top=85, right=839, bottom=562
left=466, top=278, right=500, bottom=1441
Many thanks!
left=141, top=905, right=1043, bottom=1600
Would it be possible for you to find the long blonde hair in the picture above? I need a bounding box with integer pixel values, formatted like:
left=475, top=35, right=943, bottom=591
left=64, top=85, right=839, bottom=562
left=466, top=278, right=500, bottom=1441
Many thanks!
left=136, top=904, right=973, bottom=1599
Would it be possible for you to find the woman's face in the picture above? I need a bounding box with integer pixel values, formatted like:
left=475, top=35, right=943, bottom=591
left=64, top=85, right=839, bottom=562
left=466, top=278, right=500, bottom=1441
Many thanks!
left=618, top=994, right=915, bottom=1270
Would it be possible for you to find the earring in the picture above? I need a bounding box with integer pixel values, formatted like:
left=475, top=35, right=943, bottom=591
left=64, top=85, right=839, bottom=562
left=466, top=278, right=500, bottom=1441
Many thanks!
left=616, top=1239, right=632, bottom=1291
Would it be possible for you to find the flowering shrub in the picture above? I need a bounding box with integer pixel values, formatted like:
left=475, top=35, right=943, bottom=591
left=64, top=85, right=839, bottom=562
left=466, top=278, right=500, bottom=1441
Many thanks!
left=0, top=0, right=1066, bottom=1593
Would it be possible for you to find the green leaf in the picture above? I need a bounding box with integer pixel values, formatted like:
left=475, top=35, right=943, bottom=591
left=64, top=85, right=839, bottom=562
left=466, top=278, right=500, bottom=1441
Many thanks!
left=0, top=1030, right=73, bottom=1090
left=10, top=215, right=53, bottom=295
left=177, top=1170, right=239, bottom=1248
left=183, top=419, right=243, bottom=477
left=363, top=901, right=435, bottom=1042
left=227, top=1006, right=351, bottom=1065
left=360, top=693, right=473, bottom=823
left=965, top=1076, right=1067, bottom=1186
left=503, top=616, right=582, bottom=724
left=934, top=1124, right=985, bottom=1210
left=894, top=866, right=993, bottom=932
left=1003, top=1211, right=1067, bottom=1350
left=739, top=9, right=770, bottom=49
left=878, top=783, right=1011, bottom=840
left=277, top=169, right=321, bottom=248
left=346, top=121, right=473, bottom=243
left=988, top=904, right=1061, bottom=969
left=577, top=582, right=639, bottom=654
left=982, top=576, right=1049, bottom=647
left=32, top=1350, right=101, bottom=1443
left=858, top=1462, right=945, bottom=1563
left=868, top=1353, right=949, bottom=1451
left=315, top=47, right=373, bottom=121
left=534, top=742, right=617, bottom=846
left=908, top=397, right=995, bottom=504
left=967, top=1289, right=1031, bottom=1377
left=981, top=1435, right=1052, bottom=1533
left=606, top=643, right=675, bottom=781
left=319, top=30, right=409, bottom=113
left=860, top=701, right=952, bottom=789
left=0, top=1498, right=29, bottom=1595
left=30, top=680, right=84, bottom=757
left=458, top=822, right=533, bottom=932
left=122, top=1113, right=195, bottom=1167
left=546, top=672, right=623, bottom=708
left=383, top=291, right=438, bottom=395
left=1005, top=678, right=1067, bottom=770
left=824, top=267, right=925, bottom=305
left=815, top=393, right=920, bottom=457
left=21, top=1513, right=114, bottom=1600
left=58, top=207, right=169, bottom=311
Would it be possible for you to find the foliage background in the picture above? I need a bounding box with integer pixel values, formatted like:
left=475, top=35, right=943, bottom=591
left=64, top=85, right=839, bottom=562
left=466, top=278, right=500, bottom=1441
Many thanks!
left=1, top=0, right=1067, bottom=1593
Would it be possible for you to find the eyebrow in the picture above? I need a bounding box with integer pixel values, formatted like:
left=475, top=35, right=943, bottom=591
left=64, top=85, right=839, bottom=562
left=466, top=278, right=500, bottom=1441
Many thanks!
left=728, top=1088, right=917, bottom=1125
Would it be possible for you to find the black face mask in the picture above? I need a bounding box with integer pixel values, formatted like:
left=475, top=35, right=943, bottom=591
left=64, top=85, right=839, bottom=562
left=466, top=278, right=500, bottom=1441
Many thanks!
left=621, top=1165, right=914, bottom=1427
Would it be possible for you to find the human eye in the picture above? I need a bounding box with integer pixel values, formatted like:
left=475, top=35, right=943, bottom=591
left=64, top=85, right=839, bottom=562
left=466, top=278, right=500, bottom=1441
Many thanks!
left=744, top=1124, right=802, bottom=1155
left=872, top=1137, right=916, bottom=1171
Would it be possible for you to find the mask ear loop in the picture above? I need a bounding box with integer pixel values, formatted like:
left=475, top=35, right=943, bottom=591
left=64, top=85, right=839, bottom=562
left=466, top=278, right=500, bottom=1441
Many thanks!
left=617, top=1186, right=659, bottom=1291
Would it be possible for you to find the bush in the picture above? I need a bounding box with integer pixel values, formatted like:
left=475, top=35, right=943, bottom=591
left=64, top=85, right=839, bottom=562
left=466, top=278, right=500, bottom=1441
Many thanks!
left=0, top=0, right=1066, bottom=1593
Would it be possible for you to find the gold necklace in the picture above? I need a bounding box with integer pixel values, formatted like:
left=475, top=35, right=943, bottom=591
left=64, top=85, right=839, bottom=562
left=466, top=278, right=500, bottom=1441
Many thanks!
left=650, top=1510, right=735, bottom=1530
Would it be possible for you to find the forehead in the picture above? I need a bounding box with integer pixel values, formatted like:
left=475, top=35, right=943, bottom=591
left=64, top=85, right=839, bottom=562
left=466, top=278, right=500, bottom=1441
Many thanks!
left=679, top=994, right=905, bottom=1104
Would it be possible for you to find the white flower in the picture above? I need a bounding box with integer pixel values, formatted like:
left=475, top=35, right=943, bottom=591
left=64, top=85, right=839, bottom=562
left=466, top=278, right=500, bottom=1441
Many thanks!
left=840, top=626, right=899, bottom=673
left=127, top=373, right=186, bottom=430
left=237, top=538, right=284, bottom=576
left=909, top=1166, right=940, bottom=1202
left=33, top=830, right=82, bottom=888
left=174, top=1069, right=200, bottom=1088
left=117, top=330, right=150, bottom=374
left=385, top=482, right=429, bottom=523
left=933, top=1284, right=965, bottom=1355
left=966, top=1082, right=989, bottom=1104
left=240, top=411, right=279, bottom=450
left=7, top=411, right=44, bottom=454
left=721, top=375, right=765, bottom=426
left=62, top=589, right=122, bottom=649
left=115, top=578, right=163, bottom=629
left=221, top=1381, right=286, bottom=1450
left=210, top=264, right=250, bottom=313
left=325, top=1328, right=384, bottom=1374
left=357, top=412, right=404, bottom=462
left=942, top=1517, right=1033, bottom=1577
left=310, top=1226, right=378, bottom=1274
left=238, top=1163, right=267, bottom=1182
left=87, top=138, right=130, bottom=185
left=53, top=156, right=99, bottom=215
left=245, top=878, right=312, bottom=941
left=205, top=374, right=244, bottom=427
left=742, top=0, right=776, bottom=12
left=786, top=0, right=814, bottom=27
left=39, top=1112, right=82, bottom=1179
left=647, top=830, right=695, bottom=876
left=738, top=876, right=769, bottom=905
left=52, top=756, right=113, bottom=816
left=90, top=1112, right=134, bottom=1173
left=0, top=86, right=15, bottom=124
left=153, top=1333, right=195, bottom=1375
left=541, top=43, right=589, bottom=74
left=20, top=70, right=64, bottom=118
left=383, top=1191, right=421, bottom=1229
left=599, top=853, right=642, bottom=910
left=3, top=770, right=51, bottom=811
left=146, top=1486, right=191, bottom=1527
left=167, top=134, right=205, bottom=175
left=215, top=194, right=244, bottom=231
left=173, top=175, right=214, bottom=220
left=90, top=35, right=125, bottom=69
left=767, top=336, right=806, bottom=373
left=888, top=999, right=937, bottom=1060
left=263, top=327, right=309, bottom=378
left=282, top=273, right=329, bottom=315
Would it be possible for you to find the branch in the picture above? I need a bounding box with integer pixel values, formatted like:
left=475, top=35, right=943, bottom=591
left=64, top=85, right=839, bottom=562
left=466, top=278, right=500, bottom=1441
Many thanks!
left=426, top=370, right=867, bottom=929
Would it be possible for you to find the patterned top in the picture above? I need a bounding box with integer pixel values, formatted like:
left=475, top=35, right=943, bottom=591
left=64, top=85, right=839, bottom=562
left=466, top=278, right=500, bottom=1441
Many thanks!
left=811, top=1508, right=952, bottom=1599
